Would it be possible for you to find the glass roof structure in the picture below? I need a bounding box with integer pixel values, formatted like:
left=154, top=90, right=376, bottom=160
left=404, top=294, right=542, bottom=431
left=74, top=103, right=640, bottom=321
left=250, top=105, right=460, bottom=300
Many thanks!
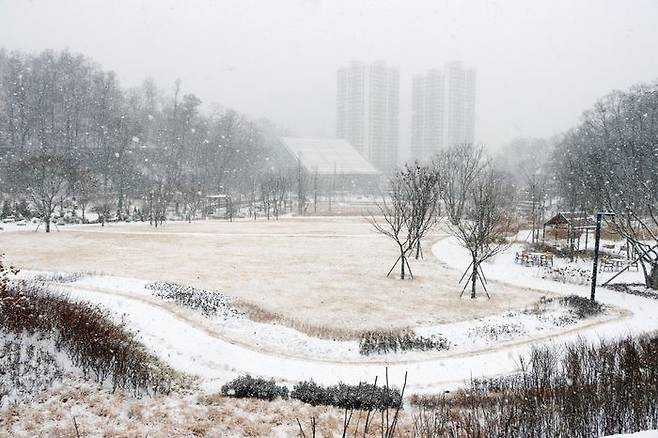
left=279, top=137, right=380, bottom=176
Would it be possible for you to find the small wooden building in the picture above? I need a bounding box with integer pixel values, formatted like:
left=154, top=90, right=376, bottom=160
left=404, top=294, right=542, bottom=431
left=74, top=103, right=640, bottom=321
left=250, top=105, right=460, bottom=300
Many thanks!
left=543, top=212, right=596, bottom=252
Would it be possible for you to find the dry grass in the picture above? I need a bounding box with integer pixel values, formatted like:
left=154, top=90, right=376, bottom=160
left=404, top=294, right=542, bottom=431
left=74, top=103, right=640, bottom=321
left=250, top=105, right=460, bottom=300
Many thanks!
left=0, top=216, right=549, bottom=332
left=1, top=379, right=415, bottom=437
left=236, top=300, right=392, bottom=341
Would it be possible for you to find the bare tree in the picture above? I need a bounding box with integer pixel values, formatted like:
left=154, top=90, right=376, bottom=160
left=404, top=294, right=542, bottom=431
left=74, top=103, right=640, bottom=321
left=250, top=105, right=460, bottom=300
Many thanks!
left=370, top=163, right=440, bottom=279
left=434, top=143, right=485, bottom=225
left=72, top=167, right=100, bottom=223
left=496, top=137, right=555, bottom=244
left=525, top=172, right=549, bottom=244
left=12, top=154, right=79, bottom=232
left=408, top=163, right=441, bottom=259
left=92, top=185, right=116, bottom=227
left=445, top=165, right=516, bottom=299
left=296, top=158, right=309, bottom=216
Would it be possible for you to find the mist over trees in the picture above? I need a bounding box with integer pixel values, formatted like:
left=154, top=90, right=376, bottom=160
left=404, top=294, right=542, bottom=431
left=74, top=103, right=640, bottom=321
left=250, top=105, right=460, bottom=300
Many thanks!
left=0, top=49, right=272, bottom=228
left=496, top=137, right=555, bottom=243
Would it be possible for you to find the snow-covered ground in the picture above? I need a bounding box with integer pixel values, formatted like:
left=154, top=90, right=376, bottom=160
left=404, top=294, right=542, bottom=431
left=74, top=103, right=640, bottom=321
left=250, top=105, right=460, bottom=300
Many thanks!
left=7, top=232, right=653, bottom=396
left=4, top=219, right=657, bottom=396
left=0, top=218, right=551, bottom=331
left=23, top=272, right=617, bottom=364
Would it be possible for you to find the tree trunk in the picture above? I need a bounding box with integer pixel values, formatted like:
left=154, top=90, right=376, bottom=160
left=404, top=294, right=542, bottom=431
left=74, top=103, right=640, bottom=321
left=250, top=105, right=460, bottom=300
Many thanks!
left=648, top=263, right=658, bottom=290
left=400, top=251, right=406, bottom=280
left=45, top=217, right=50, bottom=233
left=471, top=255, right=478, bottom=299
left=415, top=241, right=422, bottom=260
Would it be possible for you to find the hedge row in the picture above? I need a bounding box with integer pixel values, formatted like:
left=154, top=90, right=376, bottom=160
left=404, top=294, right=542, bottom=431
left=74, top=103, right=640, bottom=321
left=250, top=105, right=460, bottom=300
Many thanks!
left=145, top=281, right=244, bottom=319
left=0, top=280, right=181, bottom=395
left=220, top=375, right=403, bottom=410
left=359, top=330, right=449, bottom=356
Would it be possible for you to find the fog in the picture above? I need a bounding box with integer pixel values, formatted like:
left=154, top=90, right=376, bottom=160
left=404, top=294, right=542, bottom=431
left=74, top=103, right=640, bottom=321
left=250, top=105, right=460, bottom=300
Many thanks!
left=1, top=0, right=657, bottom=157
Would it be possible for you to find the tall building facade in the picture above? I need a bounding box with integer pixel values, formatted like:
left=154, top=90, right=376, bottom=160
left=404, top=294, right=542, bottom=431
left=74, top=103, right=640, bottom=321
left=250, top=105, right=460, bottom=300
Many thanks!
left=445, top=62, right=476, bottom=149
left=411, top=69, right=445, bottom=162
left=336, top=61, right=399, bottom=172
left=411, top=62, right=476, bottom=162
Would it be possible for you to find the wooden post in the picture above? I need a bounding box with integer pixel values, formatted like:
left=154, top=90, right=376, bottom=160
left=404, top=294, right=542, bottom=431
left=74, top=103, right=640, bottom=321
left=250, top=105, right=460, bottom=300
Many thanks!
left=591, top=213, right=603, bottom=302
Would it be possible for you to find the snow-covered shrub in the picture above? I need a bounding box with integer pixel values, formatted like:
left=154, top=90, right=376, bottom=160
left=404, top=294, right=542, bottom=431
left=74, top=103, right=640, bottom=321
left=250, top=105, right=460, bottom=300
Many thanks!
left=0, top=281, right=182, bottom=396
left=539, top=266, right=591, bottom=285
left=29, top=271, right=90, bottom=283
left=289, top=380, right=331, bottom=406
left=558, top=295, right=603, bottom=319
left=0, top=334, right=63, bottom=408
left=220, top=375, right=289, bottom=401
left=359, top=330, right=449, bottom=356
left=469, top=322, right=526, bottom=341
left=291, top=380, right=403, bottom=410
left=608, top=283, right=658, bottom=299
left=145, top=281, right=244, bottom=319
left=328, top=382, right=403, bottom=410
left=410, top=334, right=658, bottom=437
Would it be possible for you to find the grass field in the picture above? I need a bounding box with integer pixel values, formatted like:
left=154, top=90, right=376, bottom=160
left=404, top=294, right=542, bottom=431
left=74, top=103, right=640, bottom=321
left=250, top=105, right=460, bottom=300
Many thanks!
left=0, top=216, right=548, bottom=332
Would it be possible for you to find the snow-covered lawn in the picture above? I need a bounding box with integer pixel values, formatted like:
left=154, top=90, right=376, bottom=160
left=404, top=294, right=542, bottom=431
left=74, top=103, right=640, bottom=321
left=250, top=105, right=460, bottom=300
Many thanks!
left=0, top=217, right=548, bottom=331
left=3, top=219, right=658, bottom=395
left=22, top=273, right=617, bottom=365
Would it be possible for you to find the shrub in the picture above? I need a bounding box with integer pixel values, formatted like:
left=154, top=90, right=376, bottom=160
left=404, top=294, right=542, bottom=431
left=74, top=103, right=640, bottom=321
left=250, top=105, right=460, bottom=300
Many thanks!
left=289, top=380, right=330, bottom=406
left=291, top=380, right=403, bottom=410
left=145, top=281, right=244, bottom=319
left=411, top=335, right=658, bottom=437
left=558, top=294, right=603, bottom=318
left=0, top=280, right=182, bottom=396
left=359, top=330, right=449, bottom=356
left=220, top=375, right=289, bottom=401
left=539, top=265, right=591, bottom=285
left=469, top=322, right=526, bottom=341
left=29, top=271, right=90, bottom=283
left=0, top=334, right=64, bottom=407
left=608, top=283, right=658, bottom=299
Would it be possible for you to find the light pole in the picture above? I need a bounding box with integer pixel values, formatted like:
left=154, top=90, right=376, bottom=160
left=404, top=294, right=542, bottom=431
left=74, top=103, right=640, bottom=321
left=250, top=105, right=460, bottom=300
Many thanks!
left=591, top=212, right=615, bottom=302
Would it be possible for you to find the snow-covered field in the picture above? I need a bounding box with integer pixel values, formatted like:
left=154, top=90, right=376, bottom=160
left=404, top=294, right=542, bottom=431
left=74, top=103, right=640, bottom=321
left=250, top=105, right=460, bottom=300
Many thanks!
left=0, top=217, right=549, bottom=331
left=18, top=272, right=618, bottom=366
left=2, top=218, right=656, bottom=396
left=3, top=218, right=658, bottom=437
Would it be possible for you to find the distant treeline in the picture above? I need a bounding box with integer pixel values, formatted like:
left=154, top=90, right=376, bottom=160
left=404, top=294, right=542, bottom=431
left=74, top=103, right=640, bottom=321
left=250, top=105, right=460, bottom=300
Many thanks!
left=0, top=48, right=282, bottom=222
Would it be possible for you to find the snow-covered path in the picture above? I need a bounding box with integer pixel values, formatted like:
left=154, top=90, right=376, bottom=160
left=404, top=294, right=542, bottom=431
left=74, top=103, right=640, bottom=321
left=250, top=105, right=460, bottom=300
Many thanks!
left=58, top=281, right=540, bottom=394
left=433, top=238, right=658, bottom=342
left=48, top=237, right=658, bottom=394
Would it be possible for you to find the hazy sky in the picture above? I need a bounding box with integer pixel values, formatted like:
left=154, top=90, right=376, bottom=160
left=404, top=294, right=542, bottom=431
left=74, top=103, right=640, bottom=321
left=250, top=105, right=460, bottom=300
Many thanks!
left=1, top=0, right=657, bottom=158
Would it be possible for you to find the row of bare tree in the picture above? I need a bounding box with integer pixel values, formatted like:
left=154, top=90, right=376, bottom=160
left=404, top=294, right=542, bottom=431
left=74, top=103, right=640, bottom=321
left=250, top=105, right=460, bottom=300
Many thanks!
left=0, top=49, right=273, bottom=230
left=371, top=143, right=516, bottom=298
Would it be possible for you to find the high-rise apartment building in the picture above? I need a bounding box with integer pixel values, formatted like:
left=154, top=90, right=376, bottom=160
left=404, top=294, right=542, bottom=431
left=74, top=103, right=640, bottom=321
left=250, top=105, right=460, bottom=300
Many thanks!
left=445, top=62, right=476, bottom=149
left=411, top=62, right=476, bottom=162
left=411, top=69, right=444, bottom=162
left=336, top=61, right=399, bottom=172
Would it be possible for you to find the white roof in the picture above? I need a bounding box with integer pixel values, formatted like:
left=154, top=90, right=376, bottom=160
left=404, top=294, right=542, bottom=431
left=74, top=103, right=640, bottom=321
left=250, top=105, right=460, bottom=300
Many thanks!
left=280, top=137, right=380, bottom=175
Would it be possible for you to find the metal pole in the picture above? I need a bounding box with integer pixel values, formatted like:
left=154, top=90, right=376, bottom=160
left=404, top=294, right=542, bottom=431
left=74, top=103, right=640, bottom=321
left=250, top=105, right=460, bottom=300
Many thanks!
left=591, top=213, right=603, bottom=302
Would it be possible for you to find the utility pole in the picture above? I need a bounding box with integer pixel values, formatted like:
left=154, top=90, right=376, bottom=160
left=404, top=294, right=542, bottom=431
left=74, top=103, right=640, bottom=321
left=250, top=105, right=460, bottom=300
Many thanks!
left=591, top=212, right=615, bottom=302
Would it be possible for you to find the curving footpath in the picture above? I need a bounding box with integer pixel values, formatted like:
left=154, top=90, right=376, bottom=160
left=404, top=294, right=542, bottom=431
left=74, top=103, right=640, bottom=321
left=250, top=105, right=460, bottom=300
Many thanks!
left=54, top=237, right=658, bottom=395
